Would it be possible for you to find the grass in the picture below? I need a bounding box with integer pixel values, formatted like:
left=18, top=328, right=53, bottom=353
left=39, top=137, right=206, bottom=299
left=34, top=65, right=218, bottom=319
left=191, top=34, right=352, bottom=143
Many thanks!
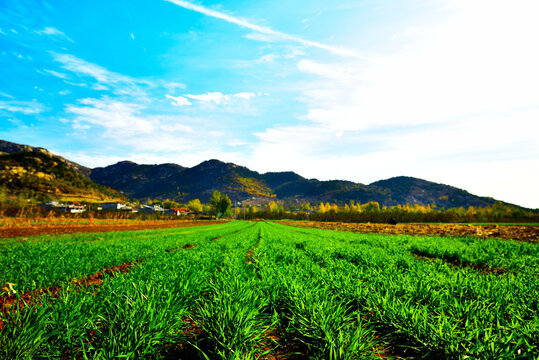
left=1, top=221, right=537, bottom=359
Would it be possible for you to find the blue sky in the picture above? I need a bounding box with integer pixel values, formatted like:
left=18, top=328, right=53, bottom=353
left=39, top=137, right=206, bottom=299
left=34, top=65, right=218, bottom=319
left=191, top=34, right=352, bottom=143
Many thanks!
left=1, top=0, right=538, bottom=208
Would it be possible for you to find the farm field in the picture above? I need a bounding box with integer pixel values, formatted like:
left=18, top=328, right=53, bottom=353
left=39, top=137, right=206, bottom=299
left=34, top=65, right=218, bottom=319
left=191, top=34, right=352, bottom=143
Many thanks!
left=281, top=221, right=539, bottom=243
left=0, top=218, right=226, bottom=238
left=1, top=221, right=538, bottom=359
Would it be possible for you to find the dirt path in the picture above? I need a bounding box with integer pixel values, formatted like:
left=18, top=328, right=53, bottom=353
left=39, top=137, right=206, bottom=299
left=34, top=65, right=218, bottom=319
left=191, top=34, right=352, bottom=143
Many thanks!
left=280, top=221, right=539, bottom=242
left=0, top=220, right=225, bottom=239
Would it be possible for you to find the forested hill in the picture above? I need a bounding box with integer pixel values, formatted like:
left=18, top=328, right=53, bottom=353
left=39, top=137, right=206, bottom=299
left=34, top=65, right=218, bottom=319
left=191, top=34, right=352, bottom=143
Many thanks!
left=1, top=139, right=529, bottom=210
left=0, top=139, right=91, bottom=177
left=0, top=151, right=123, bottom=203
left=91, top=159, right=511, bottom=209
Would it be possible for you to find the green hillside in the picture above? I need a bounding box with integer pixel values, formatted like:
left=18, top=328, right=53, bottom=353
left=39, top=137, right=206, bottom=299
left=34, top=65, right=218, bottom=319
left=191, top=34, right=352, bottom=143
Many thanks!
left=0, top=151, right=124, bottom=203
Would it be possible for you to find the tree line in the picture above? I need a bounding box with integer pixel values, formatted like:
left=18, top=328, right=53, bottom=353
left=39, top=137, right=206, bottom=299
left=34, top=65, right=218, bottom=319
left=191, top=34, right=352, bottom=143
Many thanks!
left=236, top=200, right=539, bottom=223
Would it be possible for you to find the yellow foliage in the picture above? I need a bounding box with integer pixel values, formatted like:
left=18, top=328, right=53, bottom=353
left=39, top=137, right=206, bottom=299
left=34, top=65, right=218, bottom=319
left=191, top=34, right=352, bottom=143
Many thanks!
left=235, top=177, right=273, bottom=197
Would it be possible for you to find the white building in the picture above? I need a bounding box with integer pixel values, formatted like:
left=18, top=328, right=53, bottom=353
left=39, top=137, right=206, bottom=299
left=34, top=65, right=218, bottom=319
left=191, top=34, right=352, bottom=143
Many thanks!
left=101, top=202, right=127, bottom=210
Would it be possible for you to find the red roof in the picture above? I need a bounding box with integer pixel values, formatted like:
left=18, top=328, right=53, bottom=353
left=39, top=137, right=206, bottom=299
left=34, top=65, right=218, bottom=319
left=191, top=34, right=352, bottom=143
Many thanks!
left=172, top=208, right=191, bottom=212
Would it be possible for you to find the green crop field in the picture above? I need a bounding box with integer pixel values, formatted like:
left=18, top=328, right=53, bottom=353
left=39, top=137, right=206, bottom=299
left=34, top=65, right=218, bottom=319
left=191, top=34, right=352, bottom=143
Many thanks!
left=1, top=222, right=538, bottom=359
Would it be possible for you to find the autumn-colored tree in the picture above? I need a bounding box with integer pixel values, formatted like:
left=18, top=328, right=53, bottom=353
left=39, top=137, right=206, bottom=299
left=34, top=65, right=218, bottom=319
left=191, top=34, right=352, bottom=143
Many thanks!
left=268, top=201, right=279, bottom=213
left=187, top=199, right=203, bottom=212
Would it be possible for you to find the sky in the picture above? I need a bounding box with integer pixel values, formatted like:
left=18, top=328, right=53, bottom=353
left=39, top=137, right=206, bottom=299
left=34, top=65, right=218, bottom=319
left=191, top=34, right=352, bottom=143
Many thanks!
left=0, top=0, right=538, bottom=208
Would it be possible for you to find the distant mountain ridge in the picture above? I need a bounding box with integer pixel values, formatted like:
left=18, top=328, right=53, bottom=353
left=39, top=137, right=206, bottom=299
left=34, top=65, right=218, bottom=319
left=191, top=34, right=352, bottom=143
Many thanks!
left=1, top=139, right=531, bottom=209
left=91, top=159, right=514, bottom=209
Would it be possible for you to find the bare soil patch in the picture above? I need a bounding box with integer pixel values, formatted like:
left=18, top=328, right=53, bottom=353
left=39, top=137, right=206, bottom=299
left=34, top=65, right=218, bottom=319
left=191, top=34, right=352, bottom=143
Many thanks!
left=165, top=243, right=197, bottom=253
left=259, top=330, right=309, bottom=360
left=281, top=221, right=539, bottom=242
left=412, top=253, right=507, bottom=275
left=0, top=220, right=225, bottom=239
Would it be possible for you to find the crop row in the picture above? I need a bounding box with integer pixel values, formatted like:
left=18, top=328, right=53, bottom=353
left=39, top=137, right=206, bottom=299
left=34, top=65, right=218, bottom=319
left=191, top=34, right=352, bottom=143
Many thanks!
left=261, top=222, right=538, bottom=358
left=1, top=221, right=537, bottom=359
left=0, top=221, right=248, bottom=292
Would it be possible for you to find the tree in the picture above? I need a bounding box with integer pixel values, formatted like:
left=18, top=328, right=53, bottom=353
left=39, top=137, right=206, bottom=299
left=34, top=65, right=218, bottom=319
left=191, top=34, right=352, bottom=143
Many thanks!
left=219, top=194, right=232, bottom=217
left=209, top=190, right=232, bottom=217
left=210, top=190, right=222, bottom=215
left=187, top=199, right=203, bottom=212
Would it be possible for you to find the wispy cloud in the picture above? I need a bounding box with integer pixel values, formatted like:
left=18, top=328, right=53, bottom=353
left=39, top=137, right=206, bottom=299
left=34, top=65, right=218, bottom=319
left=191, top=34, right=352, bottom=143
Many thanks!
left=35, top=27, right=74, bottom=42
left=164, top=0, right=364, bottom=58
left=182, top=91, right=256, bottom=105
left=64, top=97, right=218, bottom=156
left=0, top=100, right=46, bottom=115
left=297, top=59, right=352, bottom=80
left=0, top=92, right=15, bottom=99
left=40, top=68, right=70, bottom=80
left=52, top=53, right=185, bottom=99
left=51, top=53, right=158, bottom=98
left=52, top=53, right=142, bottom=86
left=66, top=98, right=155, bottom=137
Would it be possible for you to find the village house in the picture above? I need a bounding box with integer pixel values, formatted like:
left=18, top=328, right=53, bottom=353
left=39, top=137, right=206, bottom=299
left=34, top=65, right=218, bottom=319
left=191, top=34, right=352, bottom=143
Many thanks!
left=139, top=204, right=165, bottom=214
left=100, top=202, right=127, bottom=210
left=165, top=208, right=192, bottom=216
left=41, top=201, right=87, bottom=213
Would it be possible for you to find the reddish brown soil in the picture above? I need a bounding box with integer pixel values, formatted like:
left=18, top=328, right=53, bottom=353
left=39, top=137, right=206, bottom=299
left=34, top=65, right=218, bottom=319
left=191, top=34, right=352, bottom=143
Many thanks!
left=412, top=253, right=507, bottom=275
left=259, top=331, right=309, bottom=360
left=0, top=259, right=141, bottom=330
left=0, top=220, right=225, bottom=239
left=245, top=250, right=255, bottom=264
left=281, top=221, right=539, bottom=242
left=165, top=243, right=197, bottom=253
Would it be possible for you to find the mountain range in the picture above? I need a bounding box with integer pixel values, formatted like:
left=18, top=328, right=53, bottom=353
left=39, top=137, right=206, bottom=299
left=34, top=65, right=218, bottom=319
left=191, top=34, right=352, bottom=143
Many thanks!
left=0, top=139, right=531, bottom=210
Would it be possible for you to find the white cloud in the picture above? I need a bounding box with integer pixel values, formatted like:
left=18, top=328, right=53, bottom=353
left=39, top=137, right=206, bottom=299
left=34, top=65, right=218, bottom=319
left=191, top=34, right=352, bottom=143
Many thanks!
left=52, top=53, right=186, bottom=101
left=297, top=59, right=353, bottom=80
left=228, top=138, right=248, bottom=146
left=166, top=94, right=192, bottom=106
left=0, top=100, right=46, bottom=115
left=66, top=98, right=155, bottom=137
left=164, top=0, right=364, bottom=58
left=290, top=2, right=539, bottom=133
left=244, top=33, right=280, bottom=43
left=247, top=0, right=539, bottom=208
left=256, top=54, right=279, bottom=63
left=130, top=32, right=135, bottom=40
left=35, top=27, right=73, bottom=42
left=234, top=92, right=256, bottom=100
left=184, top=92, right=256, bottom=105
left=91, top=83, right=109, bottom=91
left=51, top=53, right=162, bottom=99
left=164, top=82, right=187, bottom=91
left=250, top=110, right=539, bottom=208
left=53, top=53, right=139, bottom=85
left=64, top=97, right=202, bottom=152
